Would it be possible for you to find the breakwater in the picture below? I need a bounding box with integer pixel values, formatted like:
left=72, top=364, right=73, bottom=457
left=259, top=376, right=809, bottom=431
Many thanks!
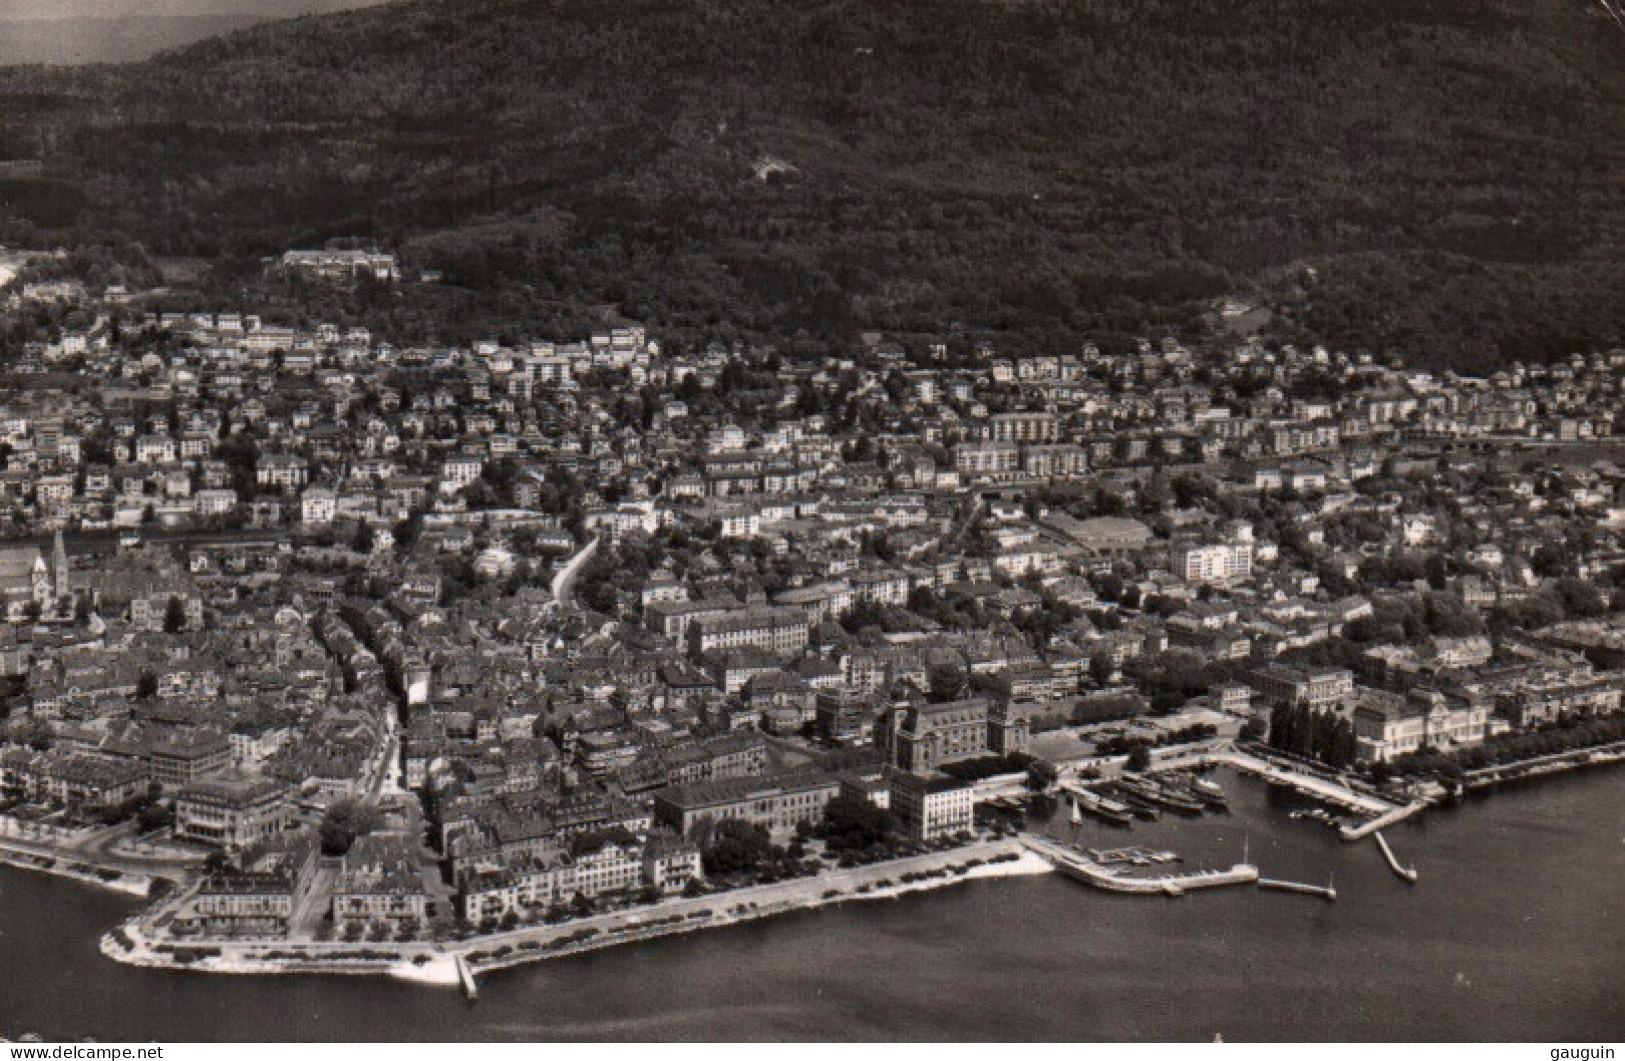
left=1020, top=834, right=1258, bottom=896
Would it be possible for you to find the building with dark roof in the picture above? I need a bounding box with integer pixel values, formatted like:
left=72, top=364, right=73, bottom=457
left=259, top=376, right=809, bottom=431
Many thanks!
left=174, top=773, right=293, bottom=852
left=652, top=770, right=841, bottom=839
left=889, top=770, right=974, bottom=841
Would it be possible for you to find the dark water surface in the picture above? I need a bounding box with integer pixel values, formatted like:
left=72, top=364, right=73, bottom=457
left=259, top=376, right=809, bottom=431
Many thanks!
left=1, top=769, right=1620, bottom=1041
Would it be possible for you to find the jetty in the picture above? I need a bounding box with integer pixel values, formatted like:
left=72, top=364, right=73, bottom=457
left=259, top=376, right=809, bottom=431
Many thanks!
left=1257, top=878, right=1337, bottom=901
left=455, top=953, right=479, bottom=1000
left=1373, top=830, right=1419, bottom=883
left=1339, top=800, right=1425, bottom=842
left=1021, top=835, right=1257, bottom=896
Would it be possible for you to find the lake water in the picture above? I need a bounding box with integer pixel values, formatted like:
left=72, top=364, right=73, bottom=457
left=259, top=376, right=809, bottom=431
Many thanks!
left=1, top=768, right=1620, bottom=1041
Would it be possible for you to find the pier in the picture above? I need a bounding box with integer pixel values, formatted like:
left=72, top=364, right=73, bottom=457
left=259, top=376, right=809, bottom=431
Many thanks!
left=1373, top=831, right=1419, bottom=883
left=1339, top=800, right=1426, bottom=842
left=455, top=953, right=479, bottom=1000
left=1020, top=835, right=1257, bottom=896
left=1257, top=878, right=1337, bottom=901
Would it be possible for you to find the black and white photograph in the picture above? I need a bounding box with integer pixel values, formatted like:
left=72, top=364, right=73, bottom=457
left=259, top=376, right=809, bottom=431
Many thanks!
left=0, top=0, right=1620, bottom=1045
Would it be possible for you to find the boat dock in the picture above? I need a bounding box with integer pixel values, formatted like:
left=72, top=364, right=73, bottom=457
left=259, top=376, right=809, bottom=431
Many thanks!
left=1373, top=830, right=1419, bottom=883
left=1021, top=835, right=1257, bottom=896
left=1206, top=750, right=1395, bottom=819
left=1338, top=800, right=1425, bottom=841
left=455, top=953, right=479, bottom=1000
left=1257, top=878, right=1337, bottom=901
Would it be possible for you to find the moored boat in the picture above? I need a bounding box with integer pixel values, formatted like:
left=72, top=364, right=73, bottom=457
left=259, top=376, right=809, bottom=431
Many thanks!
left=1069, top=787, right=1134, bottom=826
left=1119, top=776, right=1204, bottom=816
left=1105, top=783, right=1163, bottom=821
left=1189, top=776, right=1229, bottom=808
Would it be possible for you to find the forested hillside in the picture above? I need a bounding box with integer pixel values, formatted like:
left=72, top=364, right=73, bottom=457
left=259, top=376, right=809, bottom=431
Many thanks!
left=0, top=0, right=1620, bottom=364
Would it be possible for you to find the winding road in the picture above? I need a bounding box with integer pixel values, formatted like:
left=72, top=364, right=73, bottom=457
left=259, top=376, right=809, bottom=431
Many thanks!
left=549, top=536, right=600, bottom=607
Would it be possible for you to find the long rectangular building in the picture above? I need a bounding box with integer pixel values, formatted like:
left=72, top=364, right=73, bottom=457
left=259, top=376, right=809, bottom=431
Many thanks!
left=653, top=770, right=841, bottom=839
left=686, top=606, right=809, bottom=657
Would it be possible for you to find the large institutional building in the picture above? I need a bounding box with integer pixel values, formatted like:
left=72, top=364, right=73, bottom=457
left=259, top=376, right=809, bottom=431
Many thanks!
left=653, top=771, right=843, bottom=840
left=878, top=698, right=1030, bottom=774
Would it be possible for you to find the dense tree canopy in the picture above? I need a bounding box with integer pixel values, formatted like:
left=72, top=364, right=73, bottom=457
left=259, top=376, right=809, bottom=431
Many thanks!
left=0, top=0, right=1620, bottom=364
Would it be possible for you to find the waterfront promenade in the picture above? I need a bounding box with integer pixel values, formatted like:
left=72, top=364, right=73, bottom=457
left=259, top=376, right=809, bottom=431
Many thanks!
left=102, top=838, right=1048, bottom=985
left=0, top=818, right=199, bottom=894
left=1461, top=739, right=1625, bottom=790
left=465, top=837, right=1046, bottom=976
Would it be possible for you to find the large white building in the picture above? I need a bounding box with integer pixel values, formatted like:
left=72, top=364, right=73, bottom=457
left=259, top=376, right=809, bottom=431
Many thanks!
left=889, top=771, right=975, bottom=841
left=1178, top=542, right=1253, bottom=584
left=1352, top=688, right=1490, bottom=762
left=1176, top=521, right=1256, bottom=585
left=688, top=607, right=810, bottom=657
left=279, top=248, right=399, bottom=283
left=174, top=775, right=294, bottom=853
left=301, top=487, right=337, bottom=524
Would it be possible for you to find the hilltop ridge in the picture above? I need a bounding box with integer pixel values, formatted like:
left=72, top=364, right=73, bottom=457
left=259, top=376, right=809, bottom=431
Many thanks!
left=0, top=0, right=1621, bottom=363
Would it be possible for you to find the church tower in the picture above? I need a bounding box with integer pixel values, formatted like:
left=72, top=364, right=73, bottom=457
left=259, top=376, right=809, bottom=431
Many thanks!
left=30, top=553, right=50, bottom=604
left=52, top=528, right=70, bottom=602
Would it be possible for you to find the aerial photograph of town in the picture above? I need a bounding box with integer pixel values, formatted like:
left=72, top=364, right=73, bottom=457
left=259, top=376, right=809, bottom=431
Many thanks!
left=0, top=0, right=1619, bottom=1047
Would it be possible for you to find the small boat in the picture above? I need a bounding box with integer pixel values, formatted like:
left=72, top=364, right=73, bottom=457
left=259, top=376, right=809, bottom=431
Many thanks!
left=1105, top=784, right=1162, bottom=821
left=1159, top=772, right=1226, bottom=809
left=1069, top=798, right=1083, bottom=827
left=1190, top=777, right=1228, bottom=808
left=1128, top=801, right=1162, bottom=822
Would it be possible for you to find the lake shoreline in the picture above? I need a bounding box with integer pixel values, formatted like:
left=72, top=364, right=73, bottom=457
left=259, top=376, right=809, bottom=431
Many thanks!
left=467, top=845, right=1054, bottom=980
left=5, top=766, right=1620, bottom=1040
left=43, top=747, right=1625, bottom=992
left=96, top=839, right=1049, bottom=988
left=0, top=842, right=153, bottom=898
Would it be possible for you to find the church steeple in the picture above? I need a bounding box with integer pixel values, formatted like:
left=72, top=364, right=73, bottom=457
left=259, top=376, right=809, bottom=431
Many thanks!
left=51, top=527, right=70, bottom=602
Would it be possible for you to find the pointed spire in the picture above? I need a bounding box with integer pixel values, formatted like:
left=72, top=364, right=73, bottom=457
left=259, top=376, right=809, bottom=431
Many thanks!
left=52, top=526, right=71, bottom=601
